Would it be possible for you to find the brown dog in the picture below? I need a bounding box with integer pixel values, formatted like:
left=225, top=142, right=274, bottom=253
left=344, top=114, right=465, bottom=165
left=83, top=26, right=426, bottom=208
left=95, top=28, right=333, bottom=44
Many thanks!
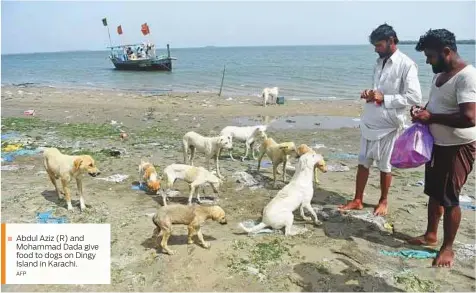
left=296, top=144, right=327, bottom=183
left=138, top=160, right=161, bottom=194
left=42, top=147, right=100, bottom=211
left=152, top=204, right=227, bottom=255
left=257, top=137, right=298, bottom=187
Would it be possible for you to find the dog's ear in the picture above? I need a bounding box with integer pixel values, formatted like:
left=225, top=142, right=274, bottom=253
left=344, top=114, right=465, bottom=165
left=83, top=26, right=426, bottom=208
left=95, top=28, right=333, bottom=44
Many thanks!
left=73, top=158, right=83, bottom=171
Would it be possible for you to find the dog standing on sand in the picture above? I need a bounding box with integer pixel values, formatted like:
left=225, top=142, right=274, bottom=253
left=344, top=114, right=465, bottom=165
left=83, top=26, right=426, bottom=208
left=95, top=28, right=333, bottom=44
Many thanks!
left=182, top=131, right=233, bottom=179
left=152, top=204, right=227, bottom=255
left=219, top=125, right=268, bottom=161
left=42, top=147, right=100, bottom=211
left=161, top=163, right=222, bottom=206
left=262, top=87, right=279, bottom=107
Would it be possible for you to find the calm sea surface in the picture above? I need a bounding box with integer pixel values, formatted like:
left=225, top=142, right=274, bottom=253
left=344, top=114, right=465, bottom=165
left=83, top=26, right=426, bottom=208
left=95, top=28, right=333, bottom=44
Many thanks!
left=2, top=45, right=475, bottom=100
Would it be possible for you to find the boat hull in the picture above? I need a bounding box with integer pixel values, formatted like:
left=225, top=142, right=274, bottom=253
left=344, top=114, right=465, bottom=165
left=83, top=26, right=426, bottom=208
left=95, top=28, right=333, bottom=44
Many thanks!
left=111, top=58, right=173, bottom=71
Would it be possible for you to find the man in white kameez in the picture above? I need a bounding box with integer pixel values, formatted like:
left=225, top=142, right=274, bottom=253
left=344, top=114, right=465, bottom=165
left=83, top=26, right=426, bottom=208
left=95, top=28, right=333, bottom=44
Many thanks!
left=339, top=24, right=423, bottom=216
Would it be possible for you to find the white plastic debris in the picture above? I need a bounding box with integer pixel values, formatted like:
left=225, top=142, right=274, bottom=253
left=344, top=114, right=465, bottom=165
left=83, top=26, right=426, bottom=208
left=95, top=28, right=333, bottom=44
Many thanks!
left=327, top=164, right=350, bottom=172
left=95, top=174, right=129, bottom=183
left=459, top=195, right=473, bottom=203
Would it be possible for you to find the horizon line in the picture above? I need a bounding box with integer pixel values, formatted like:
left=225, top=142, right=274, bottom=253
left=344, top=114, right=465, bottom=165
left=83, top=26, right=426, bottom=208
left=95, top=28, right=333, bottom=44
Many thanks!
left=2, top=40, right=475, bottom=56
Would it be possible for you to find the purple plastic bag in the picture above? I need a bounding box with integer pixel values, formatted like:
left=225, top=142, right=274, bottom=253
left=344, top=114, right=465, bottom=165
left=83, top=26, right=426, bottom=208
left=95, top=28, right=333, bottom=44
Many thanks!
left=390, top=123, right=434, bottom=169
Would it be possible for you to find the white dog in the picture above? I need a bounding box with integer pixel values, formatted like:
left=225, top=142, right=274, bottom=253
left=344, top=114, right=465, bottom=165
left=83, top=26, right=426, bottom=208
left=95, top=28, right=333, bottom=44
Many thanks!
left=219, top=125, right=268, bottom=161
left=262, top=87, right=279, bottom=107
left=161, top=163, right=223, bottom=206
left=239, top=152, right=324, bottom=236
left=182, top=131, right=233, bottom=179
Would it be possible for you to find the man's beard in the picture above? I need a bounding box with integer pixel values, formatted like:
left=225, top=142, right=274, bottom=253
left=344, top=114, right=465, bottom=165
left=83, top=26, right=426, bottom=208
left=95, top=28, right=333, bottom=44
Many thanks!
left=432, top=55, right=448, bottom=73
left=378, top=43, right=392, bottom=59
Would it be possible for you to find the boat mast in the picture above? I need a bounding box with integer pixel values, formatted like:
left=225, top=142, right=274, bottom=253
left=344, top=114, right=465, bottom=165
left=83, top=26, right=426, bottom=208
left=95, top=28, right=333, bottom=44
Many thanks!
left=102, top=17, right=113, bottom=48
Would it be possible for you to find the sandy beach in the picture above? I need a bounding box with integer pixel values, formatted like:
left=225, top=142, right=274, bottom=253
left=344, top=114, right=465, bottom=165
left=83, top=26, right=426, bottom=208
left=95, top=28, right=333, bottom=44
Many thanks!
left=1, top=84, right=475, bottom=292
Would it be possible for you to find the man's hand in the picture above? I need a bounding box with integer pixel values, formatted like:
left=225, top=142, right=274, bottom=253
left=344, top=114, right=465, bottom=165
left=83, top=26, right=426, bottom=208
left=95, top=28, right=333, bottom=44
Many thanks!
left=412, top=109, right=432, bottom=124
left=360, top=90, right=371, bottom=100
left=410, top=105, right=423, bottom=118
left=368, top=90, right=384, bottom=105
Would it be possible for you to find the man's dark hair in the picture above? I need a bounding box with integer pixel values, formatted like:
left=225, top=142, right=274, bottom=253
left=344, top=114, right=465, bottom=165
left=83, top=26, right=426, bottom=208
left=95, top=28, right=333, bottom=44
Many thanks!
left=369, top=23, right=399, bottom=45
left=415, top=29, right=457, bottom=52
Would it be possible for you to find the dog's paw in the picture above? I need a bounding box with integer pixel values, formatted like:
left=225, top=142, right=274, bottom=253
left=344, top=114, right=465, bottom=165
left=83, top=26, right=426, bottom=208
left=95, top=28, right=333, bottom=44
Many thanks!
left=302, top=216, right=312, bottom=222
left=202, top=242, right=211, bottom=249
left=165, top=250, right=176, bottom=255
left=80, top=205, right=87, bottom=212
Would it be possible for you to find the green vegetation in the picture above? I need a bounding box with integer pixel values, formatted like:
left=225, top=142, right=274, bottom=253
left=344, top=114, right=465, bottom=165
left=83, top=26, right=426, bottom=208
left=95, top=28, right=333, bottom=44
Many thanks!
left=2, top=117, right=119, bottom=139
left=228, top=238, right=292, bottom=275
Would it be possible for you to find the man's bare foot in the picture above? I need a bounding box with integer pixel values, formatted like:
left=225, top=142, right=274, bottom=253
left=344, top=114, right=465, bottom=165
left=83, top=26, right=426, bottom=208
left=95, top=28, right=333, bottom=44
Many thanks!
left=373, top=199, right=388, bottom=216
left=432, top=246, right=454, bottom=268
left=338, top=200, right=363, bottom=211
left=407, top=234, right=438, bottom=247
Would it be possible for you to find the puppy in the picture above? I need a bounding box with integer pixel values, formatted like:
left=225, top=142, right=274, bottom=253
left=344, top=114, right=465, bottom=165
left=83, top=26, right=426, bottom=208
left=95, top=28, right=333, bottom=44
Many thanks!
left=138, top=160, right=161, bottom=194
left=42, top=147, right=100, bottom=211
left=296, top=144, right=328, bottom=184
left=219, top=125, right=268, bottom=161
left=257, top=137, right=298, bottom=187
left=162, top=163, right=223, bottom=206
left=239, top=152, right=323, bottom=236
left=182, top=131, right=233, bottom=179
left=152, top=204, right=227, bottom=255
left=262, top=87, right=279, bottom=107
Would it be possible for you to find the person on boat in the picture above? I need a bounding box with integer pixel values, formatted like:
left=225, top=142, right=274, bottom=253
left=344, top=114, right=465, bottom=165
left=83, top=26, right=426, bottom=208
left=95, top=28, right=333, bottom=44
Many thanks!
left=409, top=29, right=476, bottom=268
left=338, top=23, right=423, bottom=216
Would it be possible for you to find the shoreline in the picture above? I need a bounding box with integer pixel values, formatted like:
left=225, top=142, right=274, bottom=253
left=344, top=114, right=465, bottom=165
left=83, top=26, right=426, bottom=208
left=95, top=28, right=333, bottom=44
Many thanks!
left=1, top=82, right=358, bottom=102
left=1, top=85, right=364, bottom=127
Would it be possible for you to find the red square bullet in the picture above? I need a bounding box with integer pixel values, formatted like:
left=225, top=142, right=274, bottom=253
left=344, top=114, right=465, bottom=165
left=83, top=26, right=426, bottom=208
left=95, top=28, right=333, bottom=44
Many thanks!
left=8, top=236, right=12, bottom=241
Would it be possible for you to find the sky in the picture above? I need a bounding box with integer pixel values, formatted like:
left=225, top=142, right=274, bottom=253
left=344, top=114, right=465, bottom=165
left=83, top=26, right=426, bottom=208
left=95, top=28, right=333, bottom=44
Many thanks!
left=1, top=0, right=475, bottom=54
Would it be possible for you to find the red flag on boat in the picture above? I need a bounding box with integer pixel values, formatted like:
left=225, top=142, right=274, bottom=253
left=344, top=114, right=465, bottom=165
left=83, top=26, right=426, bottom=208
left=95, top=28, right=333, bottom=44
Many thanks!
left=141, top=23, right=150, bottom=35
left=117, top=25, right=123, bottom=35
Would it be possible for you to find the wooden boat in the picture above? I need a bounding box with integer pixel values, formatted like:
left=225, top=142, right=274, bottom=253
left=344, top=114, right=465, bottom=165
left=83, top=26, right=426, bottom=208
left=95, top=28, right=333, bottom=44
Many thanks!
left=108, top=43, right=176, bottom=71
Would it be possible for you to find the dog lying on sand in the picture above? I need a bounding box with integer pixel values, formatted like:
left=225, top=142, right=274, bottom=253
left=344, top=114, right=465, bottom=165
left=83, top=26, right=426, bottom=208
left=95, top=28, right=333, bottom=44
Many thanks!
left=152, top=204, right=227, bottom=255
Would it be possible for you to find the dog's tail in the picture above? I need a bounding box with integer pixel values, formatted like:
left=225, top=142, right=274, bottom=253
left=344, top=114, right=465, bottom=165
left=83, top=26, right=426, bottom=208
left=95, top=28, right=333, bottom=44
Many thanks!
left=238, top=222, right=268, bottom=234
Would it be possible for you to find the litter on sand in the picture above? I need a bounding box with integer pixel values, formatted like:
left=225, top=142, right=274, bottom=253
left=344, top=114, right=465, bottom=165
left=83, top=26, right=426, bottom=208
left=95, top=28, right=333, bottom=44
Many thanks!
left=380, top=249, right=437, bottom=259
left=313, top=144, right=326, bottom=149
left=96, top=174, right=129, bottom=183
left=232, top=171, right=264, bottom=190
left=131, top=183, right=148, bottom=191
left=327, top=153, right=359, bottom=160
left=36, top=211, right=68, bottom=224
left=327, top=164, right=350, bottom=172
left=413, top=180, right=425, bottom=187
left=459, top=195, right=473, bottom=203
left=346, top=211, right=393, bottom=232
left=1, top=165, right=35, bottom=171
left=454, top=242, right=476, bottom=260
